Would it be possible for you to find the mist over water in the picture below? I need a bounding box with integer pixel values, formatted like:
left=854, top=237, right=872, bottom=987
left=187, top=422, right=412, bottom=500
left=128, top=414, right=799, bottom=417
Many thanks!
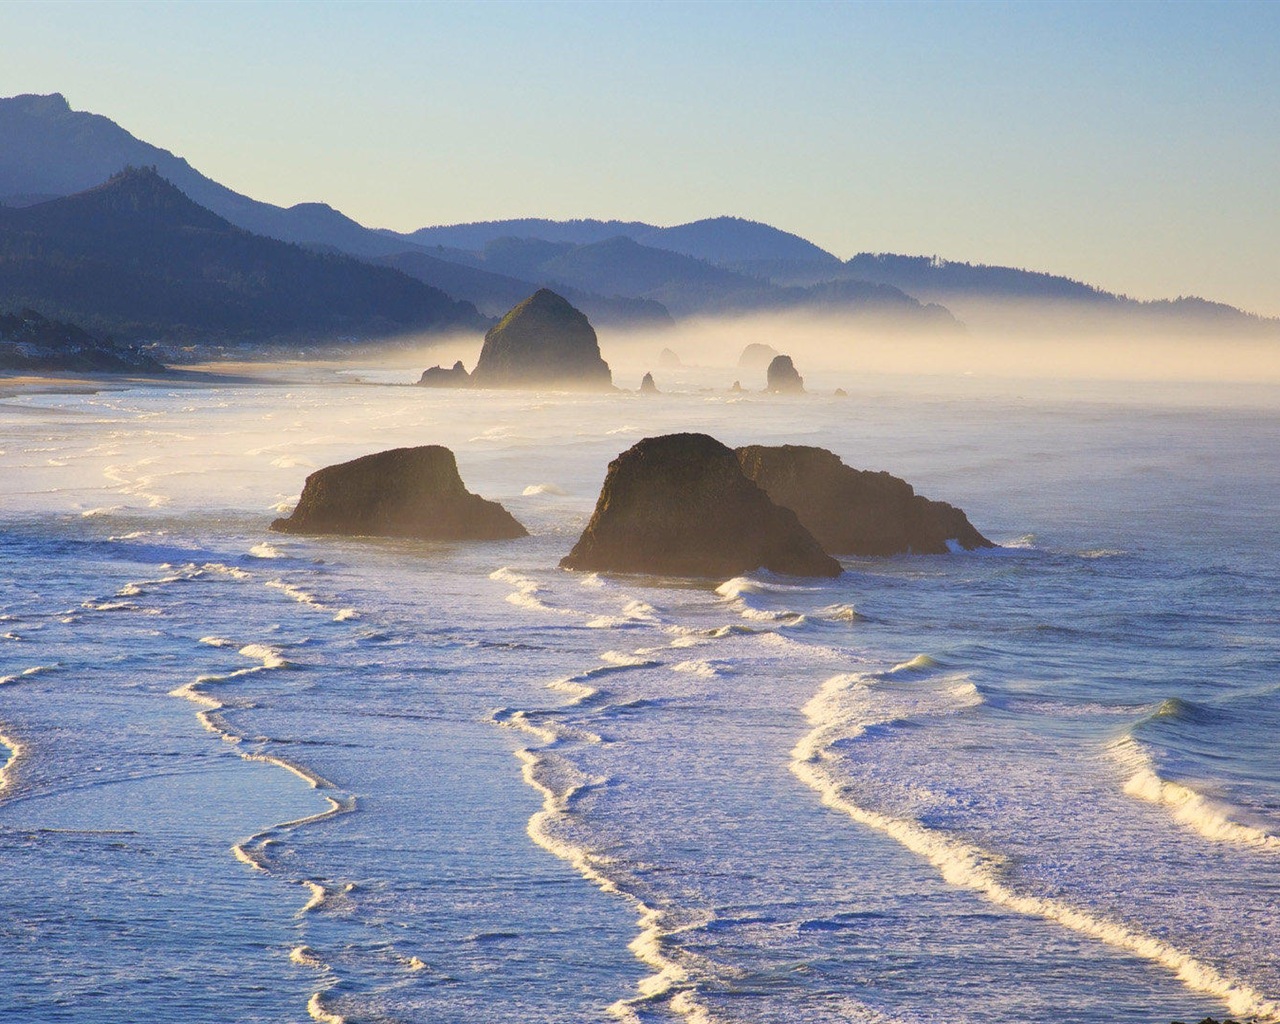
left=1, top=330, right=1277, bottom=1023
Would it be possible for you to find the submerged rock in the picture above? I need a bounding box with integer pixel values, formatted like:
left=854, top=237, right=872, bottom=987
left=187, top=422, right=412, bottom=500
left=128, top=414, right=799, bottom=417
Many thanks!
left=560, top=433, right=841, bottom=578
left=417, top=360, right=470, bottom=387
left=765, top=354, right=805, bottom=394
left=469, top=288, right=612, bottom=389
left=735, top=444, right=993, bottom=556
left=640, top=371, right=659, bottom=394
left=271, top=445, right=527, bottom=541
left=738, top=343, right=779, bottom=369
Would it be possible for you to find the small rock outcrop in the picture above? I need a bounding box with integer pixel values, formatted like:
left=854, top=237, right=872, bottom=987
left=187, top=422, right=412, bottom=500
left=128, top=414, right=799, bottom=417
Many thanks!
left=735, top=444, right=994, bottom=556
left=658, top=347, right=682, bottom=368
left=469, top=289, right=612, bottom=389
left=271, top=446, right=527, bottom=541
left=765, top=354, right=805, bottom=394
left=729, top=380, right=744, bottom=393
left=417, top=360, right=470, bottom=387
left=738, top=343, right=779, bottom=369
left=640, top=372, right=659, bottom=394
left=560, top=433, right=841, bottom=578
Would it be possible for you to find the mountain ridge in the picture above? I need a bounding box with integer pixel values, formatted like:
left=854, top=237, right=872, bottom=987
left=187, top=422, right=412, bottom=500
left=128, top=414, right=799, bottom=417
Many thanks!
left=0, top=167, right=482, bottom=343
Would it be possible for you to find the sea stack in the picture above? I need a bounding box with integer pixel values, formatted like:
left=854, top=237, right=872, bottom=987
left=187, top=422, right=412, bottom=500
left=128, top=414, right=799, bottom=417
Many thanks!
left=560, top=433, right=841, bottom=578
left=738, top=343, right=779, bottom=369
left=640, top=372, right=659, bottom=394
left=468, top=289, right=613, bottom=390
left=765, top=354, right=805, bottom=394
left=417, top=360, right=470, bottom=387
left=735, top=444, right=994, bottom=555
left=658, top=347, right=682, bottom=368
left=271, top=445, right=527, bottom=541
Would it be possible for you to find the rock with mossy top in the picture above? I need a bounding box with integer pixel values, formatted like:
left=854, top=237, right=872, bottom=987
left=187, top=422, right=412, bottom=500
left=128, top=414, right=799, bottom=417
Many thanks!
left=468, top=289, right=612, bottom=390
left=735, top=444, right=993, bottom=555
left=271, top=445, right=526, bottom=541
left=560, top=433, right=841, bottom=578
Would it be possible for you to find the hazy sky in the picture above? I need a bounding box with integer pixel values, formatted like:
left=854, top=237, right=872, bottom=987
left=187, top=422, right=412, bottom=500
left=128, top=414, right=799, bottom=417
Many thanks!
left=3, top=0, right=1278, bottom=316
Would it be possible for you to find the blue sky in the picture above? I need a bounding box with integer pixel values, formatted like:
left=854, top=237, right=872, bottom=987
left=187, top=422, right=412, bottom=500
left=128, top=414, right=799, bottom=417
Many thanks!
left=3, top=0, right=1278, bottom=315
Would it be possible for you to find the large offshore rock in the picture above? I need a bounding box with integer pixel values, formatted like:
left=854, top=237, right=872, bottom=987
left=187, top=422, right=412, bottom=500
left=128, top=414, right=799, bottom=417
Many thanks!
left=417, top=360, right=471, bottom=387
left=271, top=445, right=527, bottom=541
left=469, top=288, right=613, bottom=389
left=765, top=354, right=805, bottom=393
left=735, top=444, right=994, bottom=555
left=561, top=433, right=841, bottom=578
left=639, top=371, right=659, bottom=394
left=738, top=343, right=779, bottom=369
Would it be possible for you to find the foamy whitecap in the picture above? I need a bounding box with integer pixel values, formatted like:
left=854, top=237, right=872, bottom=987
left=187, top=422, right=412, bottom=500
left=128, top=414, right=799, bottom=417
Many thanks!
left=0, top=664, right=58, bottom=687
left=522, top=482, right=569, bottom=496
left=888, top=654, right=940, bottom=674
left=0, top=728, right=23, bottom=794
left=238, top=643, right=291, bottom=670
left=249, top=542, right=284, bottom=559
left=792, top=675, right=1280, bottom=1020
left=1112, top=736, right=1280, bottom=851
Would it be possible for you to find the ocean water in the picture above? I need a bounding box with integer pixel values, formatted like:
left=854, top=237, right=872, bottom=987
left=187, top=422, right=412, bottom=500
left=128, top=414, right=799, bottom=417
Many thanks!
left=1, top=359, right=1277, bottom=1024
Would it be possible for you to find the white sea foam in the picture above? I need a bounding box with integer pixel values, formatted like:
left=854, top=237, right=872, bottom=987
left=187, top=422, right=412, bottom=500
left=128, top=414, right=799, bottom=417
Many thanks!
left=490, top=566, right=569, bottom=615
left=238, top=643, right=291, bottom=670
left=1112, top=736, right=1280, bottom=852
left=306, top=992, right=346, bottom=1024
left=0, top=663, right=58, bottom=687
left=299, top=881, right=328, bottom=915
left=290, top=945, right=325, bottom=968
left=792, top=674, right=1280, bottom=1020
left=0, top=727, right=23, bottom=794
left=249, top=542, right=284, bottom=559
left=670, top=660, right=725, bottom=679
left=522, top=482, right=569, bottom=496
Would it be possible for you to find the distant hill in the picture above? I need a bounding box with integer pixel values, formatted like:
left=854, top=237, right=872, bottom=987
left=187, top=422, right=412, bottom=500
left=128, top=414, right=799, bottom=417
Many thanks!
left=0, top=92, right=410, bottom=259
left=374, top=248, right=672, bottom=327
left=841, top=254, right=1280, bottom=335
left=402, top=233, right=950, bottom=325
left=0, top=308, right=165, bottom=372
left=398, top=218, right=655, bottom=250
left=634, top=216, right=840, bottom=268
left=398, top=215, right=840, bottom=270
left=0, top=168, right=483, bottom=344
left=6, top=92, right=1269, bottom=339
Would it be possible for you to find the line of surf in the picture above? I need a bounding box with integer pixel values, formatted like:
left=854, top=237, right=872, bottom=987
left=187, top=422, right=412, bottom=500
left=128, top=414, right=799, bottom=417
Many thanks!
left=170, top=637, right=357, bottom=1022
left=490, top=640, right=733, bottom=1024
left=791, top=673, right=1280, bottom=1020
left=1111, top=734, right=1280, bottom=852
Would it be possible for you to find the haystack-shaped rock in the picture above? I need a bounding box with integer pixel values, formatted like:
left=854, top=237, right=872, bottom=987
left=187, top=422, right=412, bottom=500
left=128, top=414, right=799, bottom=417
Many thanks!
left=561, top=433, right=841, bottom=578
left=640, top=371, right=659, bottom=394
left=765, top=354, right=805, bottom=393
left=659, top=347, right=682, bottom=368
left=738, top=343, right=779, bottom=369
left=469, top=289, right=612, bottom=389
left=417, top=360, right=470, bottom=387
left=271, top=446, right=527, bottom=541
left=736, top=444, right=993, bottom=556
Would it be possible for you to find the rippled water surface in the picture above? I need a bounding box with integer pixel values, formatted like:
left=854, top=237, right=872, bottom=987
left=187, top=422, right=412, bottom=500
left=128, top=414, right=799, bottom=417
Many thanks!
left=1, top=362, right=1277, bottom=1023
